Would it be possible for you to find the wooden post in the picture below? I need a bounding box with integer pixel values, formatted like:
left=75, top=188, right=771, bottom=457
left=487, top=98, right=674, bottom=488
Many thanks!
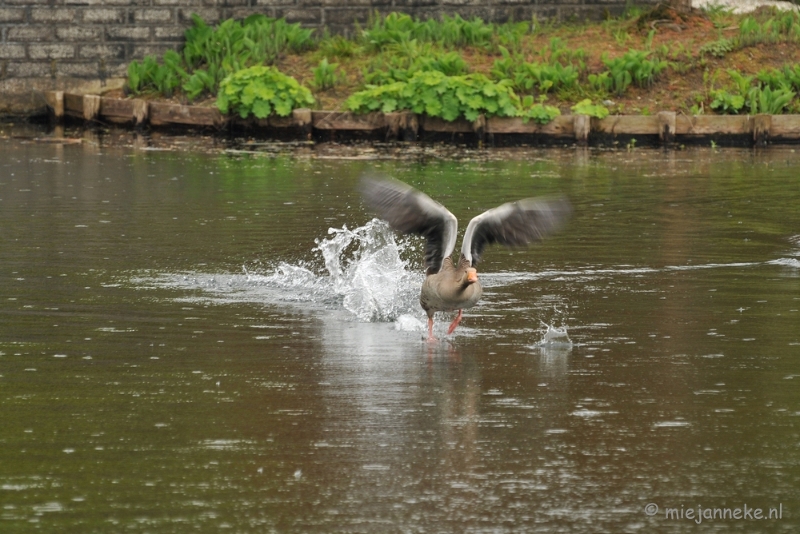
left=83, top=94, right=101, bottom=122
left=292, top=108, right=313, bottom=139
left=385, top=112, right=402, bottom=141
left=573, top=114, right=590, bottom=146
left=401, top=111, right=418, bottom=142
left=46, top=91, right=64, bottom=122
left=473, top=114, right=486, bottom=146
left=658, top=111, right=676, bottom=145
left=131, top=99, right=148, bottom=127
left=752, top=114, right=771, bottom=146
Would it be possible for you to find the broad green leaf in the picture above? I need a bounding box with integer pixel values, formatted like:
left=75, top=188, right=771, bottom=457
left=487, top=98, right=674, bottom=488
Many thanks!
left=251, top=99, right=272, bottom=119
left=274, top=97, right=292, bottom=116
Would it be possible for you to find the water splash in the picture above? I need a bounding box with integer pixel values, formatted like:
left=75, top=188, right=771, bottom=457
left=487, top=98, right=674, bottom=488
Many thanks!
left=312, top=219, right=422, bottom=322
left=140, top=219, right=423, bottom=323
left=538, top=321, right=572, bottom=347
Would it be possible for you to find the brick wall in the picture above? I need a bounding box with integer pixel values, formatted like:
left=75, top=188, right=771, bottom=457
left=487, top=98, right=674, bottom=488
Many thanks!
left=0, top=0, right=658, bottom=114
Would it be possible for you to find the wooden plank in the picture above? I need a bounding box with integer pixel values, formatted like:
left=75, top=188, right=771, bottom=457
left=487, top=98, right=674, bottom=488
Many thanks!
left=149, top=102, right=225, bottom=127
left=83, top=95, right=101, bottom=121
left=675, top=115, right=751, bottom=135
left=487, top=116, right=537, bottom=133
left=485, top=115, right=573, bottom=135
left=473, top=114, right=486, bottom=143
left=770, top=115, right=800, bottom=138
left=46, top=96, right=800, bottom=143
left=753, top=114, right=771, bottom=145
left=594, top=115, right=659, bottom=135
left=573, top=114, right=590, bottom=145
left=292, top=108, right=313, bottom=138
left=132, top=99, right=148, bottom=126
left=312, top=111, right=385, bottom=130
left=99, top=98, right=149, bottom=125
left=658, top=111, right=676, bottom=144
left=99, top=97, right=134, bottom=123
left=229, top=111, right=308, bottom=130
left=292, top=108, right=312, bottom=127
left=539, top=116, right=574, bottom=136
left=385, top=111, right=418, bottom=141
left=268, top=115, right=297, bottom=128
left=63, top=93, right=84, bottom=118
left=421, top=115, right=472, bottom=133
left=45, top=91, right=64, bottom=119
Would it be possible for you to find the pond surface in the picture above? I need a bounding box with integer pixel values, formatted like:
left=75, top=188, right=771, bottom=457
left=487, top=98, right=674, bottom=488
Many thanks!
left=1, top=137, right=799, bottom=532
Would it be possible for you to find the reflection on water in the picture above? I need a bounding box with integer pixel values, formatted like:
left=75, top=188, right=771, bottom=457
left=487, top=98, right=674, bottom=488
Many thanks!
left=0, top=137, right=799, bottom=532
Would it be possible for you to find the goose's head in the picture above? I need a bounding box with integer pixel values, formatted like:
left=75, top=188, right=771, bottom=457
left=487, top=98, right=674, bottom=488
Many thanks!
left=465, top=267, right=478, bottom=285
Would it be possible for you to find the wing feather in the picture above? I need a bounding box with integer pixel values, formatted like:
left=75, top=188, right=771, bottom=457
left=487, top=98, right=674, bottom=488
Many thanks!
left=359, top=175, right=457, bottom=274
left=461, top=196, right=572, bottom=266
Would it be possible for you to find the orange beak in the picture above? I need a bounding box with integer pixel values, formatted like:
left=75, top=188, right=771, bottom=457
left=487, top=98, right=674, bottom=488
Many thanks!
left=466, top=268, right=478, bottom=283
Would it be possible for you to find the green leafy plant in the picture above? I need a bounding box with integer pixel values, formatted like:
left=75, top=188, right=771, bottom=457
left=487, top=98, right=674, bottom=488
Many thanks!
left=360, top=12, right=529, bottom=51
left=216, top=66, right=315, bottom=119
left=701, top=2, right=735, bottom=27
left=126, top=56, right=152, bottom=94
left=601, top=55, right=634, bottom=95
left=747, top=84, right=795, bottom=114
left=361, top=12, right=420, bottom=51
left=492, top=46, right=581, bottom=97
left=735, top=14, right=795, bottom=47
left=709, top=68, right=796, bottom=115
left=363, top=48, right=468, bottom=85
left=417, top=51, right=468, bottom=76
left=571, top=98, right=610, bottom=119
left=490, top=46, right=520, bottom=80
left=317, top=34, right=361, bottom=59
left=362, top=55, right=412, bottom=86
left=588, top=71, right=613, bottom=95
left=537, top=37, right=587, bottom=69
left=513, top=62, right=580, bottom=95
left=738, top=16, right=763, bottom=47
left=613, top=28, right=631, bottom=46
left=346, top=70, right=539, bottom=122
left=727, top=69, right=755, bottom=96
left=520, top=96, right=561, bottom=124
left=127, top=14, right=315, bottom=101
left=437, top=14, right=494, bottom=48
left=493, top=21, right=530, bottom=53
left=183, top=70, right=215, bottom=101
left=699, top=38, right=734, bottom=58
left=709, top=89, right=745, bottom=114
left=779, top=64, right=800, bottom=91
left=241, top=14, right=315, bottom=64
left=312, top=58, right=340, bottom=91
left=755, top=65, right=800, bottom=95
left=600, top=49, right=668, bottom=95
left=126, top=51, right=186, bottom=97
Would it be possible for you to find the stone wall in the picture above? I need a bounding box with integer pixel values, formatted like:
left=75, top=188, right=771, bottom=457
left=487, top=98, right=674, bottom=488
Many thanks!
left=0, top=0, right=658, bottom=115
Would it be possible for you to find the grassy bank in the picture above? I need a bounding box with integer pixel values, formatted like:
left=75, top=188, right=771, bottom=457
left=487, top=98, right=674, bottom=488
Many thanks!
left=119, top=5, right=800, bottom=123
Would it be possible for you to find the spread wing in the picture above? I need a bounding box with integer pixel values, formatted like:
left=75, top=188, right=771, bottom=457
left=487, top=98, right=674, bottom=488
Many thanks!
left=461, top=196, right=572, bottom=266
left=359, top=175, right=457, bottom=274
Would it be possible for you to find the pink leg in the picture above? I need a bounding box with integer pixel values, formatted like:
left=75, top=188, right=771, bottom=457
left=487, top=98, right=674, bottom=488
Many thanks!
left=446, top=309, right=464, bottom=335
left=427, top=316, right=437, bottom=343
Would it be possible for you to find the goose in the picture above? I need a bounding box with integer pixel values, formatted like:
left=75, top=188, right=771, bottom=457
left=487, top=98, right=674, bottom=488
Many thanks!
left=360, top=175, right=572, bottom=341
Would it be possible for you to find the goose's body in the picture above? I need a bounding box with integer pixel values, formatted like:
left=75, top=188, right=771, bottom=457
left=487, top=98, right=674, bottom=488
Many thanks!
left=360, top=176, right=571, bottom=341
left=420, top=255, right=483, bottom=335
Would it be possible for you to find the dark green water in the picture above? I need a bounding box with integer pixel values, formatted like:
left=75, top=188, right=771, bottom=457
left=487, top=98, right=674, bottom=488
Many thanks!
left=1, top=138, right=799, bottom=532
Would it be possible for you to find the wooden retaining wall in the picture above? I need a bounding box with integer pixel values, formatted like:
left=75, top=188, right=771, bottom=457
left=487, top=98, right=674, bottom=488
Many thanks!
left=45, top=91, right=800, bottom=147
